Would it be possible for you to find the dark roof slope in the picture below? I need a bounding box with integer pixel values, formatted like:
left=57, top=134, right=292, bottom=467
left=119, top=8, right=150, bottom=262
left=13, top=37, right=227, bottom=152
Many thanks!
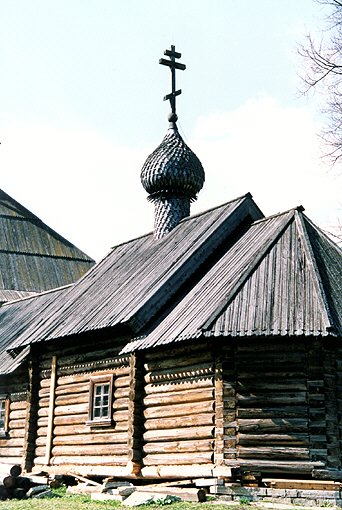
left=0, top=188, right=94, bottom=297
left=7, top=193, right=263, bottom=348
left=0, top=287, right=69, bottom=375
left=122, top=208, right=342, bottom=353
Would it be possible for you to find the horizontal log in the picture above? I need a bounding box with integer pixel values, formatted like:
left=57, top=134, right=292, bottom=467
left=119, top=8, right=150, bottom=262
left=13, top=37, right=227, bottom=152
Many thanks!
left=141, top=463, right=214, bottom=479
left=145, top=376, right=214, bottom=395
left=237, top=446, right=310, bottom=460
left=144, top=401, right=214, bottom=419
left=9, top=409, right=27, bottom=420
left=237, top=381, right=307, bottom=391
left=145, top=413, right=214, bottom=430
left=54, top=414, right=88, bottom=426
left=144, top=452, right=214, bottom=466
left=144, top=426, right=214, bottom=442
left=55, top=393, right=89, bottom=406
left=143, top=439, right=214, bottom=454
left=35, top=436, right=47, bottom=447
left=9, top=401, right=27, bottom=411
left=8, top=419, right=26, bottom=430
left=237, top=394, right=307, bottom=406
left=52, top=431, right=128, bottom=445
left=145, top=352, right=212, bottom=372
left=37, top=426, right=48, bottom=438
left=144, top=388, right=214, bottom=407
left=56, top=367, right=129, bottom=387
left=53, top=424, right=128, bottom=437
left=55, top=382, right=89, bottom=396
left=236, top=407, right=308, bottom=419
left=0, top=447, right=24, bottom=457
left=37, top=417, right=49, bottom=427
left=51, top=455, right=128, bottom=466
left=4, top=429, right=25, bottom=438
left=54, top=403, right=88, bottom=416
left=114, top=387, right=129, bottom=399
left=226, top=459, right=325, bottom=473
left=52, top=444, right=129, bottom=456
left=0, top=438, right=24, bottom=447
left=238, top=419, right=308, bottom=433
left=238, top=433, right=309, bottom=446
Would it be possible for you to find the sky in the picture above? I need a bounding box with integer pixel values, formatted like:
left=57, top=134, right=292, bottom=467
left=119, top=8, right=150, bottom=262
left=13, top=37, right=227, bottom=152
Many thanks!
left=1, top=0, right=341, bottom=260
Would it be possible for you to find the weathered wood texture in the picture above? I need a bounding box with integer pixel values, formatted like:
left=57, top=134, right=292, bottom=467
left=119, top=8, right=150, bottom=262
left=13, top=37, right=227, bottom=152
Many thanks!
left=0, top=372, right=27, bottom=466
left=230, top=339, right=328, bottom=474
left=142, top=344, right=215, bottom=474
left=33, top=350, right=130, bottom=469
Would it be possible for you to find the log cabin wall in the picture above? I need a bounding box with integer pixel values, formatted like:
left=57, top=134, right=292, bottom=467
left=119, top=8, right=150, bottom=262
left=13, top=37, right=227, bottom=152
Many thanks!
left=0, top=369, right=28, bottom=467
left=222, top=338, right=331, bottom=475
left=32, top=339, right=132, bottom=476
left=141, top=342, right=216, bottom=478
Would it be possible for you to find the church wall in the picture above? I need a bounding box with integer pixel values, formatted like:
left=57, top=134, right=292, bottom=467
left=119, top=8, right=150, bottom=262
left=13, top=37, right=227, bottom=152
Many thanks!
left=0, top=370, right=28, bottom=467
left=221, top=337, right=337, bottom=476
left=141, top=341, right=216, bottom=478
left=30, top=337, right=133, bottom=476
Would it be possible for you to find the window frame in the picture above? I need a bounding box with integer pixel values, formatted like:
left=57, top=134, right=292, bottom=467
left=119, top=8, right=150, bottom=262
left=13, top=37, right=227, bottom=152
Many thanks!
left=86, top=375, right=113, bottom=427
left=0, top=397, right=10, bottom=437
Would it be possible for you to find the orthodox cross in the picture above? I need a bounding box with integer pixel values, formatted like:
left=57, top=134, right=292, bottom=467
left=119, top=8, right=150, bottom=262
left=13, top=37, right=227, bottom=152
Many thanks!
left=159, top=45, right=186, bottom=121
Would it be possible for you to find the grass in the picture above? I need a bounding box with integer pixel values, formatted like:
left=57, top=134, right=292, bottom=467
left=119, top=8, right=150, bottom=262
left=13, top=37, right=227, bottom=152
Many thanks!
left=0, top=488, right=255, bottom=510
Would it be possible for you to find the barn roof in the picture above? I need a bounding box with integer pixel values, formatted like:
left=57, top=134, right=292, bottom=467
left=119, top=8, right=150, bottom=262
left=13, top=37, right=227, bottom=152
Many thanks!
left=6, top=193, right=263, bottom=349
left=0, top=188, right=94, bottom=299
left=122, top=207, right=342, bottom=353
left=0, top=287, right=69, bottom=375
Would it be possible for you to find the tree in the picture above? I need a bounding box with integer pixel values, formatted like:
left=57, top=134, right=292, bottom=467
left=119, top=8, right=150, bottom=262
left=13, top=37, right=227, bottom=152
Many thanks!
left=299, top=0, right=342, bottom=165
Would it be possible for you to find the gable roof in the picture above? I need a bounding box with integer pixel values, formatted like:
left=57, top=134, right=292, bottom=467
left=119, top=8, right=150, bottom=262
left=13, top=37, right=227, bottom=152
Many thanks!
left=5, top=193, right=263, bottom=349
left=122, top=207, right=342, bottom=353
left=0, top=188, right=94, bottom=299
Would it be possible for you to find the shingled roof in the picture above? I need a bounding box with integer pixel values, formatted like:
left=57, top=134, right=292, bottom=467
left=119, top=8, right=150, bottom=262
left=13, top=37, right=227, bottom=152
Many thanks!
left=0, top=287, right=69, bottom=375
left=0, top=188, right=94, bottom=302
left=122, top=207, right=342, bottom=353
left=4, top=193, right=263, bottom=350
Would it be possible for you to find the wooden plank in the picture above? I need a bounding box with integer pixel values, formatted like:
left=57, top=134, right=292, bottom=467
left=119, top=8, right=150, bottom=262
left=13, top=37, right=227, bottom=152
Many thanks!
left=45, top=355, right=57, bottom=466
left=263, top=478, right=342, bottom=490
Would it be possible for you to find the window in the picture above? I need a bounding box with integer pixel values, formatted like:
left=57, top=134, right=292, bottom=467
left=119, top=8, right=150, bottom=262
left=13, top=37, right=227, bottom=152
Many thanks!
left=0, top=398, right=10, bottom=436
left=87, top=375, right=113, bottom=426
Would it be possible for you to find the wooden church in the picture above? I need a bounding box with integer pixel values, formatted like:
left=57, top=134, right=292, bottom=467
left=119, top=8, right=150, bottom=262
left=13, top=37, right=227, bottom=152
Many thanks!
left=0, top=46, right=341, bottom=482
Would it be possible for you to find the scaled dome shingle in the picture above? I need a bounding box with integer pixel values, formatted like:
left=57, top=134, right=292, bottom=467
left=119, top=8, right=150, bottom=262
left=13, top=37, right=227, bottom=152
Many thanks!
left=141, top=125, right=205, bottom=199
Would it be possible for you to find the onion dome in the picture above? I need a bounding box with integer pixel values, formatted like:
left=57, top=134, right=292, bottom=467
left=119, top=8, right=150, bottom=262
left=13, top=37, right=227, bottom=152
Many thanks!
left=141, top=122, right=205, bottom=201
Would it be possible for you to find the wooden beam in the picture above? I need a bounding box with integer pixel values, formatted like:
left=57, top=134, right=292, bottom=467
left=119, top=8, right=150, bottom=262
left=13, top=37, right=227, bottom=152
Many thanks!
left=45, top=355, right=57, bottom=465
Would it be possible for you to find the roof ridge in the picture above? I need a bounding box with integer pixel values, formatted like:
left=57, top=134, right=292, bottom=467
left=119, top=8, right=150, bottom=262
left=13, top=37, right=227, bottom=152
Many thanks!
left=1, top=284, right=72, bottom=307
left=252, top=205, right=304, bottom=225
left=295, top=210, right=336, bottom=333
left=200, top=209, right=297, bottom=331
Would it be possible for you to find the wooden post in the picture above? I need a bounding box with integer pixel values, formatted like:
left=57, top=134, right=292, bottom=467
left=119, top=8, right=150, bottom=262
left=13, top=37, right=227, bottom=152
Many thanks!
left=126, top=353, right=144, bottom=476
left=23, top=355, right=40, bottom=472
left=214, top=351, right=224, bottom=466
left=45, top=355, right=57, bottom=465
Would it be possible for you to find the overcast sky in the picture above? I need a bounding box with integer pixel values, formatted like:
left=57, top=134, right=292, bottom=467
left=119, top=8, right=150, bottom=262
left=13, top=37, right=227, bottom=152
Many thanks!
left=1, top=0, right=340, bottom=260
